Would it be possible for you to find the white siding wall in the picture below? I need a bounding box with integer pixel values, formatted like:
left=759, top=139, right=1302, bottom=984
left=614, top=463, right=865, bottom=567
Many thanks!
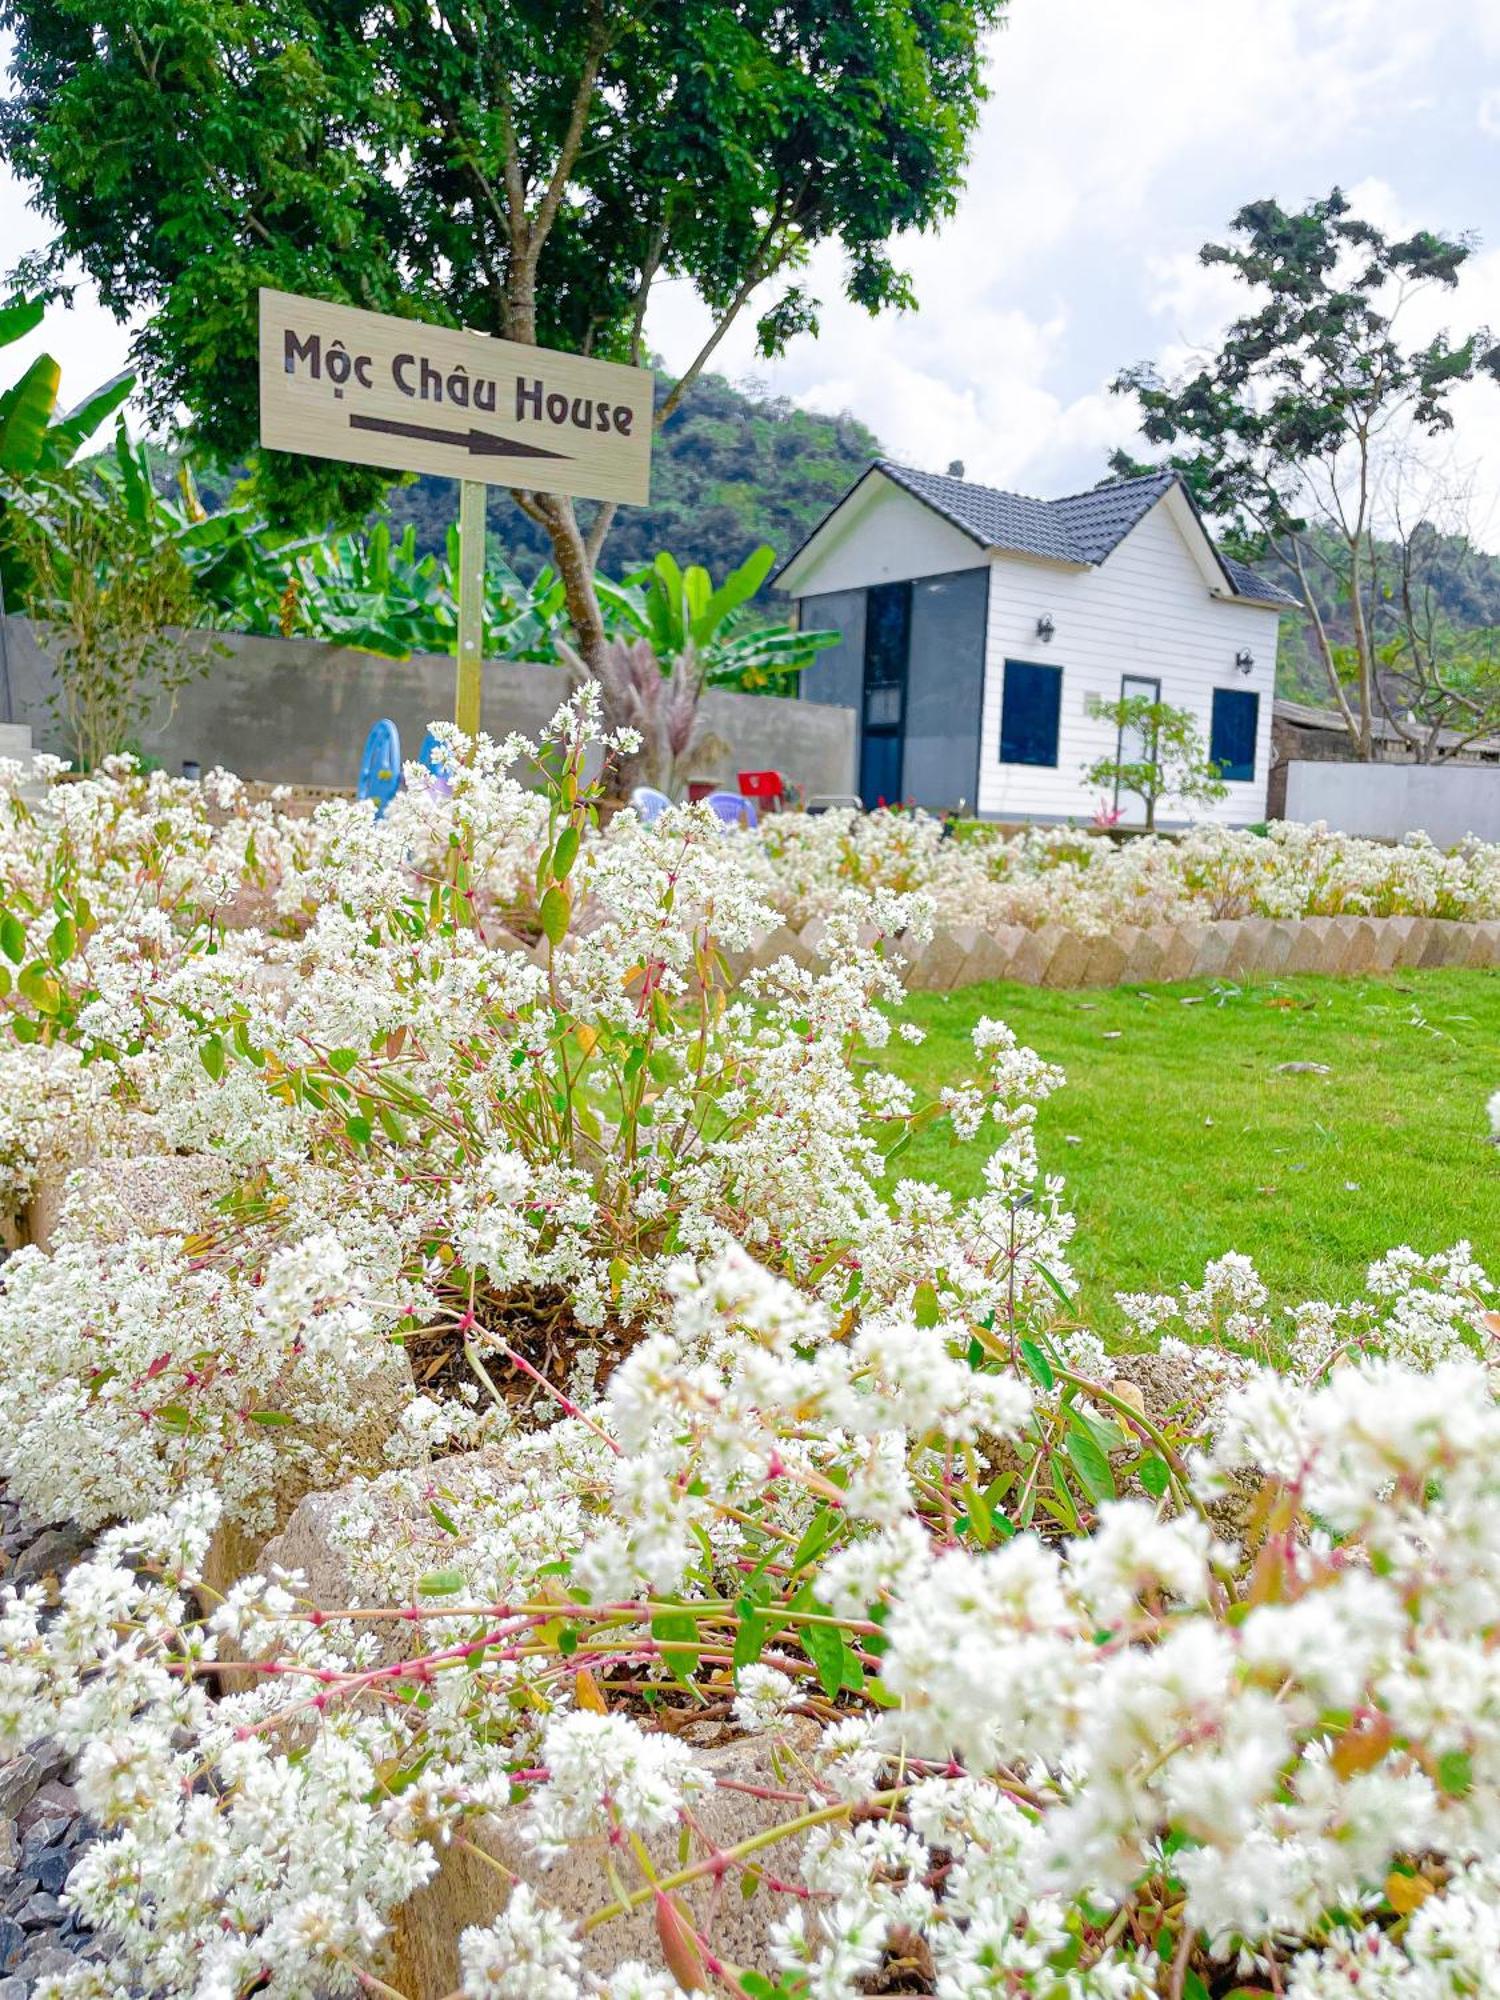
left=977, top=499, right=1280, bottom=825
left=783, top=477, right=988, bottom=593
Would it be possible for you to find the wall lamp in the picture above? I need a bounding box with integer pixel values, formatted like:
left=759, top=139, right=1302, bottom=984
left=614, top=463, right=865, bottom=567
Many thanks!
left=1036, top=614, right=1056, bottom=643
left=1235, top=648, right=1255, bottom=675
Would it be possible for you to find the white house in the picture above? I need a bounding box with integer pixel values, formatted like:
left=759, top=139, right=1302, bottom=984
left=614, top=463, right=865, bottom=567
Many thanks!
left=777, top=462, right=1299, bottom=823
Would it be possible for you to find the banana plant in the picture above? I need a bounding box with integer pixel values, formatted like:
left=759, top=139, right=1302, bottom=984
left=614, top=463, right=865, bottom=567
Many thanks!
left=597, top=544, right=835, bottom=691
left=0, top=296, right=133, bottom=480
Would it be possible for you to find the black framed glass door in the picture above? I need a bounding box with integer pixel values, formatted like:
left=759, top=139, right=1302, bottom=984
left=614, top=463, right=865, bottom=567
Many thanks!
left=860, top=582, right=910, bottom=807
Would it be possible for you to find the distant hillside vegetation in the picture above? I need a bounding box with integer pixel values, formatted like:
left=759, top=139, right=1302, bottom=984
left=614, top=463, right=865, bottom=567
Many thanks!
left=1261, top=528, right=1500, bottom=703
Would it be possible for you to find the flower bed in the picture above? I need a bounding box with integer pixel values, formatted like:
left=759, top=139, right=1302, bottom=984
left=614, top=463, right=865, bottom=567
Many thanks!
left=754, top=809, right=1500, bottom=937
left=0, top=705, right=1497, bottom=2000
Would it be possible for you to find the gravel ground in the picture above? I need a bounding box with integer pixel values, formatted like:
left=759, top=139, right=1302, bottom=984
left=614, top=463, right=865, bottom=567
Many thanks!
left=0, top=1490, right=108, bottom=1993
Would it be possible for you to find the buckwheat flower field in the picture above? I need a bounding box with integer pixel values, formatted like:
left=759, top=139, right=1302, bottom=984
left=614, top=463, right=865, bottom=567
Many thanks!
left=0, top=694, right=1496, bottom=2000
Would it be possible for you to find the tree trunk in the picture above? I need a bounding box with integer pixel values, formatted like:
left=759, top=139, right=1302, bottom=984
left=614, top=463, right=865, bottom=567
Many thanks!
left=1346, top=538, right=1376, bottom=760
left=527, top=491, right=608, bottom=671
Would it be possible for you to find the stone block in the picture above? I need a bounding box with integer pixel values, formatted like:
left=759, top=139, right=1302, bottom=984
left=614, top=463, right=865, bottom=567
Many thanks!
left=904, top=925, right=972, bottom=992
left=1188, top=921, right=1235, bottom=982
left=1224, top=917, right=1272, bottom=981
left=1258, top=921, right=1299, bottom=977
left=1116, top=925, right=1162, bottom=985
left=1041, top=927, right=1094, bottom=988
left=1312, top=915, right=1356, bottom=975
left=1284, top=917, right=1334, bottom=975
left=1395, top=917, right=1433, bottom=969
left=1370, top=916, right=1416, bottom=972
left=1006, top=924, right=1062, bottom=987
left=1420, top=920, right=1474, bottom=968
left=793, top=915, right=831, bottom=960
left=1077, top=931, right=1130, bottom=988
left=1343, top=917, right=1383, bottom=976
left=1451, top=921, right=1484, bottom=966
left=951, top=924, right=1024, bottom=990
left=1147, top=922, right=1197, bottom=984
left=1470, top=918, right=1500, bottom=968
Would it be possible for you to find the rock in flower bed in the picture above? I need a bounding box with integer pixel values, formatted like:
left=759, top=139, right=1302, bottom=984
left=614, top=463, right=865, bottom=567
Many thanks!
left=0, top=697, right=1497, bottom=2000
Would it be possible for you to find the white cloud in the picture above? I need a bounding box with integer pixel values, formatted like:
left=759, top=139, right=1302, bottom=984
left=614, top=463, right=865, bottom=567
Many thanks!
left=644, top=0, right=1478, bottom=504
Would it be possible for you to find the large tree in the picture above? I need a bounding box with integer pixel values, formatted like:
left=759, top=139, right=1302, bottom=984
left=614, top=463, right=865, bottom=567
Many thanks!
left=1110, top=190, right=1500, bottom=758
left=1, top=0, right=1003, bottom=665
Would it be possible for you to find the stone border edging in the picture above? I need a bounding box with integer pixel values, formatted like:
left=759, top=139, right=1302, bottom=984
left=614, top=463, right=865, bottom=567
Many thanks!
left=736, top=913, right=1500, bottom=992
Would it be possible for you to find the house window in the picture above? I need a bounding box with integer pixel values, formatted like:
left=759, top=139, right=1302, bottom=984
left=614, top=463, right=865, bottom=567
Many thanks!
left=999, top=660, right=1062, bottom=767
left=1115, top=674, right=1161, bottom=796
left=1210, top=687, right=1259, bottom=782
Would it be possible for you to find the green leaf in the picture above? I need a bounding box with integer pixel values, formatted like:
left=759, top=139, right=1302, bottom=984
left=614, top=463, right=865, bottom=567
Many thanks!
left=651, top=1610, right=701, bottom=1688
left=801, top=1617, right=846, bottom=1698
left=0, top=297, right=45, bottom=349
left=1065, top=1424, right=1116, bottom=1505
left=429, top=1502, right=460, bottom=1534
left=248, top=1409, right=294, bottom=1426
left=552, top=824, right=580, bottom=880
left=1018, top=1338, right=1054, bottom=1391
left=1034, top=1262, right=1074, bottom=1307
left=345, top=1114, right=373, bottom=1148
left=0, top=352, right=61, bottom=477
left=962, top=1480, right=994, bottom=1546
left=0, top=913, right=25, bottom=965
left=791, top=1504, right=840, bottom=1574
left=733, top=1610, right=767, bottom=1674
left=199, top=1036, right=226, bottom=1082
left=328, top=1047, right=360, bottom=1075
left=417, top=1568, right=466, bottom=1597
left=912, top=1279, right=941, bottom=1329
left=1438, top=1749, right=1473, bottom=1798
left=539, top=885, right=570, bottom=948
left=10, top=1016, right=37, bottom=1045
left=47, top=915, right=75, bottom=965
left=1138, top=1454, right=1171, bottom=1498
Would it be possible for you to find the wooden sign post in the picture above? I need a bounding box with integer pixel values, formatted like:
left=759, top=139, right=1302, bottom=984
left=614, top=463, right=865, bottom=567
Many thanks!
left=258, top=288, right=653, bottom=737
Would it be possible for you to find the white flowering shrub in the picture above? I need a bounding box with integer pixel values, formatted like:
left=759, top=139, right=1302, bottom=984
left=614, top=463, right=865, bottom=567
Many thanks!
left=755, top=807, right=1500, bottom=937
left=0, top=703, right=1497, bottom=2000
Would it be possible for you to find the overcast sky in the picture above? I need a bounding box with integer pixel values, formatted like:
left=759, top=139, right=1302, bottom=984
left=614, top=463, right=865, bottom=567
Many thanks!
left=5, top=0, right=1500, bottom=541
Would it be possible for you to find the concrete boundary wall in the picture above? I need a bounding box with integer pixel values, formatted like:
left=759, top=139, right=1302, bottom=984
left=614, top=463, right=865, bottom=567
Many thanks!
left=1283, top=759, right=1500, bottom=846
left=730, top=913, right=1500, bottom=991
left=1, top=618, right=857, bottom=801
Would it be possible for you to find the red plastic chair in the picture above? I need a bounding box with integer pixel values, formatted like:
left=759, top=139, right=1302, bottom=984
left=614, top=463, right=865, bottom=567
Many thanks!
left=737, top=770, right=785, bottom=810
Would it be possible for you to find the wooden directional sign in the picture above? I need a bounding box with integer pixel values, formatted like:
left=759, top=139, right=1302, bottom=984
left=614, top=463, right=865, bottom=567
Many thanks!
left=257, top=289, right=654, bottom=505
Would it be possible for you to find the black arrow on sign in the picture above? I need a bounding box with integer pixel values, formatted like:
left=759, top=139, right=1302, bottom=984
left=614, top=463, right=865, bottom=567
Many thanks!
left=348, top=413, right=570, bottom=462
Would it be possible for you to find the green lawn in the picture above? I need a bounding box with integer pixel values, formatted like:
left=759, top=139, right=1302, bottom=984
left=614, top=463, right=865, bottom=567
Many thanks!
left=885, top=967, right=1500, bottom=1333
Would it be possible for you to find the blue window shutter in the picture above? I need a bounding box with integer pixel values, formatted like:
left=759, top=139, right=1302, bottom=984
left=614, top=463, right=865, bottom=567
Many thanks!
left=999, top=660, right=1063, bottom=767
left=1210, top=688, right=1259, bottom=782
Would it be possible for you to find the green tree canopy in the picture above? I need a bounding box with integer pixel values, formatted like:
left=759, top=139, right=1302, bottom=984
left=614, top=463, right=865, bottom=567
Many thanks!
left=1110, top=189, right=1500, bottom=758
left=2, top=0, right=1004, bottom=662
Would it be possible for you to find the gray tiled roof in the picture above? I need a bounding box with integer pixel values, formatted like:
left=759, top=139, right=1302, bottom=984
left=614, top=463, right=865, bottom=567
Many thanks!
left=870, top=461, right=1298, bottom=606
left=1218, top=553, right=1301, bottom=607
